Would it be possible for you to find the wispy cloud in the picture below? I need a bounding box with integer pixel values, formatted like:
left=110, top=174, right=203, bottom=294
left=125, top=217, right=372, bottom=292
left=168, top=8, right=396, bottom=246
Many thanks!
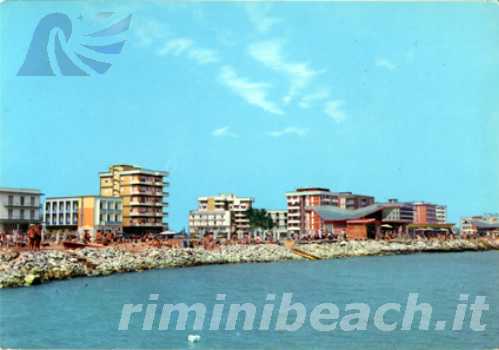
left=188, top=48, right=219, bottom=64
left=248, top=40, right=322, bottom=105
left=158, top=38, right=193, bottom=55
left=375, top=58, right=397, bottom=71
left=268, top=127, right=308, bottom=138
left=245, top=3, right=282, bottom=34
left=132, top=17, right=170, bottom=47
left=218, top=66, right=283, bottom=115
left=158, top=37, right=219, bottom=64
left=324, top=100, right=347, bottom=123
left=212, top=126, right=239, bottom=138
left=299, top=88, right=330, bottom=109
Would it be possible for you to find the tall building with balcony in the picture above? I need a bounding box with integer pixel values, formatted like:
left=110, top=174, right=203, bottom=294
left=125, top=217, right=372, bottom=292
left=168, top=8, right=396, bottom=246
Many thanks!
left=44, top=195, right=122, bottom=238
left=286, top=187, right=375, bottom=237
left=99, top=164, right=169, bottom=234
left=413, top=202, right=447, bottom=224
left=435, top=205, right=447, bottom=224
left=0, top=188, right=42, bottom=233
left=268, top=210, right=288, bottom=240
left=189, top=193, right=253, bottom=239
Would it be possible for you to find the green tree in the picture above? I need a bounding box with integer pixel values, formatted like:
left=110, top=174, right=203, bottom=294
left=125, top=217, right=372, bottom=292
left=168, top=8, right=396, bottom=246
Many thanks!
left=246, top=208, right=275, bottom=232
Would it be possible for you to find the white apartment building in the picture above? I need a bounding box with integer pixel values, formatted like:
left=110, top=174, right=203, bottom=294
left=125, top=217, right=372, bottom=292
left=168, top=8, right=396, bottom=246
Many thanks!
left=188, top=210, right=231, bottom=239
left=44, top=195, right=122, bottom=237
left=0, top=188, right=42, bottom=233
left=268, top=210, right=288, bottom=240
left=436, top=205, right=447, bottom=224
left=189, top=193, right=254, bottom=239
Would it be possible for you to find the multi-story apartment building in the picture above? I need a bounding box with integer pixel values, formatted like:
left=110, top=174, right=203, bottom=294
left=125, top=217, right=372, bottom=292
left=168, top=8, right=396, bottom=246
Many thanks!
left=435, top=205, right=447, bottom=224
left=338, top=192, right=375, bottom=210
left=99, top=164, right=168, bottom=234
left=413, top=202, right=447, bottom=224
left=188, top=210, right=231, bottom=239
left=286, top=187, right=375, bottom=237
left=44, top=195, right=122, bottom=238
left=384, top=199, right=415, bottom=222
left=189, top=193, right=253, bottom=239
left=460, top=214, right=499, bottom=237
left=0, top=188, right=42, bottom=233
left=268, top=210, right=288, bottom=240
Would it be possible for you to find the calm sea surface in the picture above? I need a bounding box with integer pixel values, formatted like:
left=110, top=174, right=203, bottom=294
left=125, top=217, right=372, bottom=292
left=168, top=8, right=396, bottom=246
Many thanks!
left=1, top=251, right=498, bottom=350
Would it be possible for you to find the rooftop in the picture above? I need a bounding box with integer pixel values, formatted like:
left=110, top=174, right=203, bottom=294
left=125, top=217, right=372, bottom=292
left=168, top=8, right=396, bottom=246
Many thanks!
left=0, top=187, right=42, bottom=195
left=309, top=203, right=389, bottom=221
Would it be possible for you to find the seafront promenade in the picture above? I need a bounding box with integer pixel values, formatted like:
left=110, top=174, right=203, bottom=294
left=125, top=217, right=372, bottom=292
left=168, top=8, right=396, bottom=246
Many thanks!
left=1, top=238, right=498, bottom=288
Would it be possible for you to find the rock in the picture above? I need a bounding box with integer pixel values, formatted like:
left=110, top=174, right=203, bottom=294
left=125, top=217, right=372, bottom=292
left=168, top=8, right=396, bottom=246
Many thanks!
left=24, top=274, right=41, bottom=286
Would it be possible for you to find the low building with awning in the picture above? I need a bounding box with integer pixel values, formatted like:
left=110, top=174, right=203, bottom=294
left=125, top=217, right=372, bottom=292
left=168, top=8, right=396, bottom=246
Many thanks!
left=308, top=203, right=414, bottom=240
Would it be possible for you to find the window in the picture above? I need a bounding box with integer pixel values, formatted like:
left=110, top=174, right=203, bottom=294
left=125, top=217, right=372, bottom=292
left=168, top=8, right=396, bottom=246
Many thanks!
left=20, top=209, right=25, bottom=219
left=8, top=195, right=13, bottom=205
left=30, top=196, right=35, bottom=206
left=31, top=209, right=35, bottom=219
left=20, top=196, right=25, bottom=206
left=8, top=209, right=13, bottom=219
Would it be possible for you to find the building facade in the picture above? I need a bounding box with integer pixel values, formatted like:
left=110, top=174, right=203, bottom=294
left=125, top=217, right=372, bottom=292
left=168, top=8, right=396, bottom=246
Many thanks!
left=338, top=192, right=375, bottom=210
left=435, top=205, right=447, bottom=224
left=0, top=188, right=42, bottom=233
left=189, top=193, right=253, bottom=239
left=460, top=215, right=499, bottom=237
left=99, top=164, right=168, bottom=234
left=268, top=210, right=288, bottom=240
left=188, top=210, right=231, bottom=239
left=413, top=202, right=447, bottom=224
left=286, top=187, right=375, bottom=237
left=44, top=196, right=122, bottom=238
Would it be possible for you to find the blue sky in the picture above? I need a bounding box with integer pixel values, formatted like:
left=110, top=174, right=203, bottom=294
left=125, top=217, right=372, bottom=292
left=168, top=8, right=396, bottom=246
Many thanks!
left=1, top=1, right=498, bottom=229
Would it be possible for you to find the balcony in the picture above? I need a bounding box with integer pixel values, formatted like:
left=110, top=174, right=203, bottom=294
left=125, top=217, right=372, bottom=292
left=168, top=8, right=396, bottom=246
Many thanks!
left=129, top=189, right=164, bottom=196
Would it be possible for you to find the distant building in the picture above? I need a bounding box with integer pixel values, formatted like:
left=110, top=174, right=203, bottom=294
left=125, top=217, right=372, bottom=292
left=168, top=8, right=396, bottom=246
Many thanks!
left=44, top=195, right=122, bottom=238
left=460, top=215, right=499, bottom=238
left=309, top=203, right=412, bottom=240
left=435, top=205, right=447, bottom=224
left=286, top=187, right=375, bottom=237
left=309, top=202, right=454, bottom=240
left=189, top=210, right=231, bottom=240
left=413, top=202, right=447, bottom=224
left=99, top=164, right=168, bottom=234
left=338, top=192, right=376, bottom=210
left=0, top=188, right=42, bottom=233
left=385, top=199, right=415, bottom=222
left=268, top=210, right=288, bottom=240
left=189, top=193, right=253, bottom=239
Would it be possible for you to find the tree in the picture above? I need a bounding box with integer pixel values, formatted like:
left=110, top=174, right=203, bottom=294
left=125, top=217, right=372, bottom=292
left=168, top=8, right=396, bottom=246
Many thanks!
left=246, top=208, right=275, bottom=232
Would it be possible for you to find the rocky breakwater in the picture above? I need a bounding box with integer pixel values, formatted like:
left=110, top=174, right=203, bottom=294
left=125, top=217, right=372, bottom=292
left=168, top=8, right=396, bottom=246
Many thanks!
left=0, top=244, right=296, bottom=288
left=297, top=238, right=499, bottom=259
left=0, top=239, right=497, bottom=288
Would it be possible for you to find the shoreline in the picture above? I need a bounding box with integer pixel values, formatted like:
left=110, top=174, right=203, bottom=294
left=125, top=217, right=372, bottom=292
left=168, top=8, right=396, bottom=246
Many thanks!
left=1, top=238, right=498, bottom=289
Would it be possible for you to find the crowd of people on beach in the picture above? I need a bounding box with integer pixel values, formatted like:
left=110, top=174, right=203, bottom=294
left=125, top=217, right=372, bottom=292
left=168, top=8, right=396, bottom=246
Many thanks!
left=0, top=225, right=493, bottom=253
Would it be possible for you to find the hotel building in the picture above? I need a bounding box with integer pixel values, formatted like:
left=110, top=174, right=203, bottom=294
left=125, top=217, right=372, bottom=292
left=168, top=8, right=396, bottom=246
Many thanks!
left=189, top=210, right=231, bottom=239
left=99, top=164, right=168, bottom=234
left=268, top=210, right=288, bottom=240
left=286, top=187, right=375, bottom=237
left=44, top=195, right=122, bottom=238
left=189, top=193, right=253, bottom=239
left=413, top=202, right=447, bottom=224
left=435, top=205, right=447, bottom=224
left=0, top=188, right=42, bottom=233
